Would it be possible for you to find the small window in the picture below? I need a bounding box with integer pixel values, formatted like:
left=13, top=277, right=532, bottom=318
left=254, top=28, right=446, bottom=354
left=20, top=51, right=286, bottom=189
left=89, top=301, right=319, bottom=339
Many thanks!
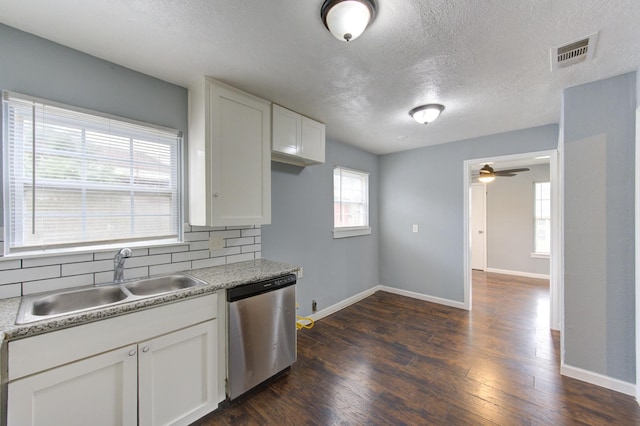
left=3, top=91, right=181, bottom=254
left=333, top=166, right=371, bottom=238
left=534, top=181, right=551, bottom=255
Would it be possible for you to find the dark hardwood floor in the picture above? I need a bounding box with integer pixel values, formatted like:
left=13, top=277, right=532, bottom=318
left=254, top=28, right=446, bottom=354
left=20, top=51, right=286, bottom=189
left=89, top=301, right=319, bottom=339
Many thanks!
left=195, top=271, right=640, bottom=425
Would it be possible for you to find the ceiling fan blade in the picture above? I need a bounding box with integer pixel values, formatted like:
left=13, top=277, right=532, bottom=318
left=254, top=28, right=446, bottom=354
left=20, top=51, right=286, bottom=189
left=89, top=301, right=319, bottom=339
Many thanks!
left=496, top=173, right=516, bottom=177
left=495, top=167, right=530, bottom=174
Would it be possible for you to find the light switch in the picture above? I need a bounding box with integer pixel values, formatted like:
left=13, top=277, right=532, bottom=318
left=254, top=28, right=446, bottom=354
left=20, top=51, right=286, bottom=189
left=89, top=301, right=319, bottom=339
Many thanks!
left=412, top=224, right=419, bottom=233
left=208, top=236, right=225, bottom=251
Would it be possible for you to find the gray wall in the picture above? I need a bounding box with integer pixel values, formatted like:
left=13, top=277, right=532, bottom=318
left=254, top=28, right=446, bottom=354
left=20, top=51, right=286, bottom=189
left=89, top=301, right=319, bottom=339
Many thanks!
left=487, top=163, right=550, bottom=275
left=0, top=23, right=188, bottom=219
left=379, top=125, right=558, bottom=302
left=262, top=139, right=380, bottom=316
left=563, top=72, right=636, bottom=383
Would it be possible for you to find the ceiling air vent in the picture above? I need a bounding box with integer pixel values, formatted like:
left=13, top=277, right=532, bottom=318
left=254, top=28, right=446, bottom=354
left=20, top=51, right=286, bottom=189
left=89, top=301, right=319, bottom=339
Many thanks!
left=550, top=32, right=598, bottom=71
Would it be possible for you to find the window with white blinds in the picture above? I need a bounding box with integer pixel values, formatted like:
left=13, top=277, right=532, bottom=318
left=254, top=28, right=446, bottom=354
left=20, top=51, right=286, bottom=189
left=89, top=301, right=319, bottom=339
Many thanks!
left=2, top=91, right=181, bottom=253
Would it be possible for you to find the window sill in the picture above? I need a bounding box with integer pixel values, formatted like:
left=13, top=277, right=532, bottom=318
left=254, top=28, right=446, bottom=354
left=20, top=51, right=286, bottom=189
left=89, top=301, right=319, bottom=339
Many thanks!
left=333, top=227, right=372, bottom=239
left=530, top=252, right=550, bottom=259
left=2, top=238, right=184, bottom=260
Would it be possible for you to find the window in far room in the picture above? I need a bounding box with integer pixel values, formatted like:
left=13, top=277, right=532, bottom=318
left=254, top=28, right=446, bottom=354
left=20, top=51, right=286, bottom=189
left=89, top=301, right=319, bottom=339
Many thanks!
left=333, top=166, right=371, bottom=238
left=3, top=91, right=182, bottom=255
left=534, top=181, right=551, bottom=255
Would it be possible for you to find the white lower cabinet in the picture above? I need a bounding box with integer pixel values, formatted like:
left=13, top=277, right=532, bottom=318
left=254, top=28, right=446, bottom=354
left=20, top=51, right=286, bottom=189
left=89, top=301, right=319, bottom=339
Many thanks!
left=6, top=294, right=223, bottom=426
left=139, top=320, right=218, bottom=426
left=8, top=345, right=138, bottom=426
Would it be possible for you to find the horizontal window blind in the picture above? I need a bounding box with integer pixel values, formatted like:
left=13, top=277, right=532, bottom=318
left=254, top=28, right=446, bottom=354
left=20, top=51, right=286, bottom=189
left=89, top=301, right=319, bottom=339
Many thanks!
left=3, top=91, right=181, bottom=253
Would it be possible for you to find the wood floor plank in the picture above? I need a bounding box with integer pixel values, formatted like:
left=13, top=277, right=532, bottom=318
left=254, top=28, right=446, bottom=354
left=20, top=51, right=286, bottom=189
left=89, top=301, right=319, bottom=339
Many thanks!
left=193, top=271, right=640, bottom=425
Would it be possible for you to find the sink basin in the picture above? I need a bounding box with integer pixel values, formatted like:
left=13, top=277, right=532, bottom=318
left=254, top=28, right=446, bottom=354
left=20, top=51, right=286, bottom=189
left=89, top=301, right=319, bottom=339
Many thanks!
left=124, top=274, right=204, bottom=296
left=31, top=286, right=128, bottom=317
left=15, top=273, right=208, bottom=324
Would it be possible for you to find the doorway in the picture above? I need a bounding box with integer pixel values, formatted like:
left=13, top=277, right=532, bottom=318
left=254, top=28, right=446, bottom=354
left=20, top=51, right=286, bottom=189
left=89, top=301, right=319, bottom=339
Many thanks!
left=470, top=183, right=486, bottom=271
left=463, top=150, right=561, bottom=332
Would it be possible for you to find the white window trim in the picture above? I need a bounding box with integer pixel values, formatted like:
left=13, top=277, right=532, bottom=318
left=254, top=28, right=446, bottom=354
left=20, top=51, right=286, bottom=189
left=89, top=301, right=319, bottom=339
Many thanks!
left=530, top=252, right=550, bottom=259
left=333, top=226, right=372, bottom=239
left=333, top=166, right=370, bottom=239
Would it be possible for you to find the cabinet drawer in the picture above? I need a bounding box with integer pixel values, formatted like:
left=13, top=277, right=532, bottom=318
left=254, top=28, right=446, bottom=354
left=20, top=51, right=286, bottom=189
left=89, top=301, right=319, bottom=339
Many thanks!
left=9, top=294, right=217, bottom=381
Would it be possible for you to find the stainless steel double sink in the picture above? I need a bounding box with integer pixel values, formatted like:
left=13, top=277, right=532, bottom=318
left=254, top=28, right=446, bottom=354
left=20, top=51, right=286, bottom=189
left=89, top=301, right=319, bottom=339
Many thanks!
left=16, top=274, right=208, bottom=324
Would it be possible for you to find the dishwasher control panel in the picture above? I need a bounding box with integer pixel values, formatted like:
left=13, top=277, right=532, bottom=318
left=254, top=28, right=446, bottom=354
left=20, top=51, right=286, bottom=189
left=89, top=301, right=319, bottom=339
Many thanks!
left=226, top=274, right=297, bottom=302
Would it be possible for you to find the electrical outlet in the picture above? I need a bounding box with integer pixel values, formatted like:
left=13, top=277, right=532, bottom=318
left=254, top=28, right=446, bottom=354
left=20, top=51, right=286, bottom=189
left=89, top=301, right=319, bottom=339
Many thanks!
left=297, top=267, right=303, bottom=279
left=312, top=300, right=317, bottom=312
left=412, top=224, right=419, bottom=233
left=208, top=236, right=225, bottom=251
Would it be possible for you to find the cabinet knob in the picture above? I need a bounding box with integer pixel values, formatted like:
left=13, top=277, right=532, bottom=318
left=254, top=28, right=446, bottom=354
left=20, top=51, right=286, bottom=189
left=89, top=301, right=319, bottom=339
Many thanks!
left=213, top=193, right=219, bottom=198
left=142, top=346, right=150, bottom=353
left=128, top=349, right=137, bottom=356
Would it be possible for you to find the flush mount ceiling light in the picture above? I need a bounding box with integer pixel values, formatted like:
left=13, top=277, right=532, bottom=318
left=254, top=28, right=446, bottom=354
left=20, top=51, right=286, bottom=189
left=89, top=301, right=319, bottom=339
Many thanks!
left=321, top=0, right=377, bottom=42
left=409, top=104, right=445, bottom=125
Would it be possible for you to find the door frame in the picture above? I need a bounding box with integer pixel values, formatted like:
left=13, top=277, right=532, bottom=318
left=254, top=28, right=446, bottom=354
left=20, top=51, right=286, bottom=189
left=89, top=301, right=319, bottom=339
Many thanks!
left=462, top=149, right=561, bottom=332
left=470, top=183, right=487, bottom=271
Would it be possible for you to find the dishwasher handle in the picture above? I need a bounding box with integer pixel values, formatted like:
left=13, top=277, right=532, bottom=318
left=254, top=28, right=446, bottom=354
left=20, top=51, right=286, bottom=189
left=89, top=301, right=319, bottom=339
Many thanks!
left=227, top=274, right=297, bottom=302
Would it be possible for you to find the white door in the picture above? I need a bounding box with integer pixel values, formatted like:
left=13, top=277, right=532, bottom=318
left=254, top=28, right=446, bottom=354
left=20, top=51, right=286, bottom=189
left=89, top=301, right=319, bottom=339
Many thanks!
left=8, top=345, right=138, bottom=426
left=471, top=183, right=487, bottom=270
left=138, top=320, right=219, bottom=426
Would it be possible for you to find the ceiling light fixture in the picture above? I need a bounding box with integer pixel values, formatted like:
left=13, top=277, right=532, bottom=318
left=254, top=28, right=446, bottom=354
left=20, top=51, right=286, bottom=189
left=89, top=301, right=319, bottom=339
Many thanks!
left=409, top=104, right=445, bottom=125
left=321, top=0, right=377, bottom=42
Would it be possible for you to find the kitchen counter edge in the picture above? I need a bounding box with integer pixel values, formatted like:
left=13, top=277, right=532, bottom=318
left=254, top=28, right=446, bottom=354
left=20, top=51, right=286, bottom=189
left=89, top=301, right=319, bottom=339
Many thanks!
left=0, top=259, right=299, bottom=342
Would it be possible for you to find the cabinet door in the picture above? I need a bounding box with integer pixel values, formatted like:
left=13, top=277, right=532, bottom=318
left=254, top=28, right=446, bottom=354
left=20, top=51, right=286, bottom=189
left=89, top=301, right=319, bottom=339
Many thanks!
left=8, top=345, right=137, bottom=426
left=209, top=81, right=271, bottom=225
left=138, top=320, right=219, bottom=426
left=272, top=104, right=301, bottom=156
left=301, top=116, right=326, bottom=164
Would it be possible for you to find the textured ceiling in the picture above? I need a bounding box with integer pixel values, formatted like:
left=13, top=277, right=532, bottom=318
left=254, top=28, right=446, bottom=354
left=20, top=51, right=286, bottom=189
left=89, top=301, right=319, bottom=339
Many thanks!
left=1, top=0, right=639, bottom=155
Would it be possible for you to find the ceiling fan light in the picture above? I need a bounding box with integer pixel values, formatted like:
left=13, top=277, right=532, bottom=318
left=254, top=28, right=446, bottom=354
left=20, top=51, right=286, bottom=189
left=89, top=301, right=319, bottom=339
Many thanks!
left=409, top=104, right=445, bottom=124
left=321, top=0, right=376, bottom=42
left=478, top=175, right=495, bottom=183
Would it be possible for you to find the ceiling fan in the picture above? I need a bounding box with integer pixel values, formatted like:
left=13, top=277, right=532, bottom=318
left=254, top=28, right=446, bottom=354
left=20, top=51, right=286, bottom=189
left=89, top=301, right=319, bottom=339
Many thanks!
left=475, top=164, right=530, bottom=183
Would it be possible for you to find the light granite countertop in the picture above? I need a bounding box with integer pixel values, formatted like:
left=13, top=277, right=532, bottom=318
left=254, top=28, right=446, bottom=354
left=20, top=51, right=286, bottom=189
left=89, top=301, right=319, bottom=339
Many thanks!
left=0, top=258, right=299, bottom=343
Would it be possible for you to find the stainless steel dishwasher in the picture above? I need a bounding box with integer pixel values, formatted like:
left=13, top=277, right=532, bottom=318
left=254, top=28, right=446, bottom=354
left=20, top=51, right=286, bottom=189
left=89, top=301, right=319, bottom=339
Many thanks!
left=227, top=274, right=297, bottom=400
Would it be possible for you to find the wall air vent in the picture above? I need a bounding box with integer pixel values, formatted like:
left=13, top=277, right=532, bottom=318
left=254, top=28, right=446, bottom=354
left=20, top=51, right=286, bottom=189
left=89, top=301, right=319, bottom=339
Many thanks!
left=550, top=32, right=598, bottom=71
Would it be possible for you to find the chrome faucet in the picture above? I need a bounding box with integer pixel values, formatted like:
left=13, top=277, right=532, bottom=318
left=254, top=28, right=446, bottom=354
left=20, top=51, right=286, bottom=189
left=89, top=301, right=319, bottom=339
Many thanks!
left=113, top=248, right=132, bottom=283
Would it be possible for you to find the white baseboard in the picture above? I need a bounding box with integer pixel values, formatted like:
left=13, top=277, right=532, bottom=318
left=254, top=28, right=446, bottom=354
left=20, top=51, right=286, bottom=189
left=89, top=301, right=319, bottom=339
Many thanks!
left=561, top=363, right=636, bottom=396
left=485, top=267, right=550, bottom=280
left=306, top=286, right=380, bottom=322
left=378, top=285, right=467, bottom=310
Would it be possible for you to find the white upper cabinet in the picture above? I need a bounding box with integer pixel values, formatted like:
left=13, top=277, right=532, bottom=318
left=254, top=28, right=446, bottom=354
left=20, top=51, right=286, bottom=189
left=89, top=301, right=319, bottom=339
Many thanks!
left=272, top=104, right=325, bottom=166
left=189, top=78, right=271, bottom=226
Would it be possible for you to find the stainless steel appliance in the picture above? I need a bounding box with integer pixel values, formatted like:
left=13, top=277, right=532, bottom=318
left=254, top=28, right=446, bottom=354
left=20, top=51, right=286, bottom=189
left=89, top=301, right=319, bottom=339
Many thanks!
left=227, top=274, right=297, bottom=400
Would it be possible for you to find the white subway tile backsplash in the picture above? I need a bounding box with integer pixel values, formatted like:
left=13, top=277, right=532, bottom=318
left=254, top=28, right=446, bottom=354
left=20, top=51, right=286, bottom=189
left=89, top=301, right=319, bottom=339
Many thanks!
left=62, top=260, right=112, bottom=276
left=172, top=250, right=210, bottom=263
left=148, top=244, right=190, bottom=255
left=183, top=232, right=210, bottom=242
left=0, top=259, right=22, bottom=271
left=192, top=257, right=226, bottom=270
left=23, top=253, right=94, bottom=268
left=209, top=229, right=241, bottom=239
left=188, top=241, right=210, bottom=251
left=23, top=274, right=94, bottom=295
left=150, top=261, right=192, bottom=276
left=0, top=265, right=60, bottom=285
left=226, top=225, right=254, bottom=230
left=0, top=284, right=21, bottom=298
left=226, top=237, right=255, bottom=248
left=210, top=247, right=241, bottom=258
left=0, top=225, right=261, bottom=298
left=226, top=253, right=255, bottom=264
left=241, top=244, right=262, bottom=254
left=125, top=254, right=172, bottom=269
left=241, top=228, right=261, bottom=237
